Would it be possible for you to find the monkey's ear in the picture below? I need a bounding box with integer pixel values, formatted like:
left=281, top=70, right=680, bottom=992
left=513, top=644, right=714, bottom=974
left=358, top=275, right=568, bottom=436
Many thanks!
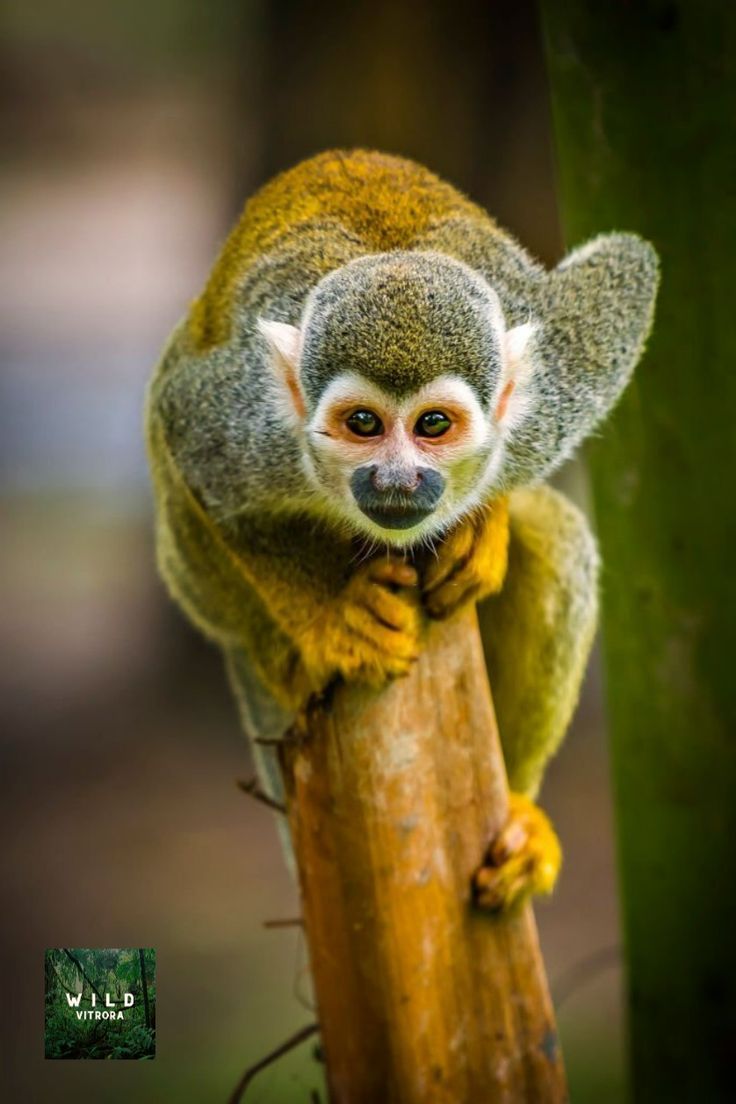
left=494, top=322, right=536, bottom=426
left=257, top=319, right=305, bottom=420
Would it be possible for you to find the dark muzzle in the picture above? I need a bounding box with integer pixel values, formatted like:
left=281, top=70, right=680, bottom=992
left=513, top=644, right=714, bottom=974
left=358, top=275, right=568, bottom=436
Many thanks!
left=350, top=465, right=445, bottom=530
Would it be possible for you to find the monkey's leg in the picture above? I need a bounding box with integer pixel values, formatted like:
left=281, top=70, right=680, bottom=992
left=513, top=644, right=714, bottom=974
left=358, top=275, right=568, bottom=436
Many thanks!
left=480, top=485, right=599, bottom=796
left=473, top=485, right=599, bottom=910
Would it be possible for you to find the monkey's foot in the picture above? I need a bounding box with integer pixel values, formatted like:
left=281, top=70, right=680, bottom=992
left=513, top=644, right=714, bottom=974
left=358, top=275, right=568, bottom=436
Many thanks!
left=473, top=792, right=561, bottom=912
left=423, top=498, right=509, bottom=619
left=301, top=558, right=422, bottom=688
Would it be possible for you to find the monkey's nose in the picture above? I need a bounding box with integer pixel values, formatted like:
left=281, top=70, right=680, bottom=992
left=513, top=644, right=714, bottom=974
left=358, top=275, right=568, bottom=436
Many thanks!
left=369, top=466, right=422, bottom=493
left=352, top=466, right=445, bottom=529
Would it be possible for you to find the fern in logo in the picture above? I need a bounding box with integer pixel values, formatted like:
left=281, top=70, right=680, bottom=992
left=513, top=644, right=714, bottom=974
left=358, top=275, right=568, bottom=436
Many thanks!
left=44, top=948, right=156, bottom=1060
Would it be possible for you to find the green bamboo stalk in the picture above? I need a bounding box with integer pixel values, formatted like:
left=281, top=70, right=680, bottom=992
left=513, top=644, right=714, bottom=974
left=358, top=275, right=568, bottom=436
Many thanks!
left=540, top=3, right=736, bottom=1100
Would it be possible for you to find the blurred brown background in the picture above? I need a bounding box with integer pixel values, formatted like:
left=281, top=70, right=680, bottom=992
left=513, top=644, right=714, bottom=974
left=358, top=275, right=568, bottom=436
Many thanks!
left=1, top=1, right=623, bottom=1100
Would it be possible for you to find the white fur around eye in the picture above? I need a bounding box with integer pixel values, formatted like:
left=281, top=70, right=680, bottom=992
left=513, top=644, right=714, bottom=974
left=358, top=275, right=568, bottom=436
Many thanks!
left=310, top=374, right=491, bottom=452
left=309, top=373, right=394, bottom=432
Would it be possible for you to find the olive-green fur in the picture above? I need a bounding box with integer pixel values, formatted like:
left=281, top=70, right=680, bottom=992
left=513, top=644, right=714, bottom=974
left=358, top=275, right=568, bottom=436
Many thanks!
left=189, top=150, right=483, bottom=351
left=300, top=251, right=505, bottom=406
left=146, top=148, right=658, bottom=806
left=478, top=486, right=599, bottom=797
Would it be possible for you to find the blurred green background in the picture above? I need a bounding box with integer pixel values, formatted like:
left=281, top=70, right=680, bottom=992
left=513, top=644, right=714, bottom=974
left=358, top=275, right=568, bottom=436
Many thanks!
left=1, top=1, right=624, bottom=1099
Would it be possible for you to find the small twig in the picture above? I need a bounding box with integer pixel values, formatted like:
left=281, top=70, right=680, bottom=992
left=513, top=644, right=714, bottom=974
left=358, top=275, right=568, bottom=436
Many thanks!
left=227, top=1022, right=320, bottom=1104
left=553, top=944, right=620, bottom=1012
left=263, top=917, right=304, bottom=929
left=236, top=777, right=287, bottom=815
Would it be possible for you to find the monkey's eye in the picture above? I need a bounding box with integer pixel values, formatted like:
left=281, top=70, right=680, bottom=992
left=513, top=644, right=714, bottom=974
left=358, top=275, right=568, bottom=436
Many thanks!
left=415, top=410, right=452, bottom=438
left=346, top=409, right=384, bottom=437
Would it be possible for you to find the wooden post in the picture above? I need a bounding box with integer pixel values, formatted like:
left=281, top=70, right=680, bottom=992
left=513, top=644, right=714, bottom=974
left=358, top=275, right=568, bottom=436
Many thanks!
left=280, top=608, right=566, bottom=1104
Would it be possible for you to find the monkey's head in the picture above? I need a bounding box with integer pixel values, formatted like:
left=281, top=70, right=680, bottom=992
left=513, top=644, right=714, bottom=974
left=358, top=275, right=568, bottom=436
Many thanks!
left=259, top=252, right=534, bottom=545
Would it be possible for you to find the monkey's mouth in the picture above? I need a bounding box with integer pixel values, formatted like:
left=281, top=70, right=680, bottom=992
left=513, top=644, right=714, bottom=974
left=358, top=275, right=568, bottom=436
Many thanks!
left=357, top=502, right=435, bottom=530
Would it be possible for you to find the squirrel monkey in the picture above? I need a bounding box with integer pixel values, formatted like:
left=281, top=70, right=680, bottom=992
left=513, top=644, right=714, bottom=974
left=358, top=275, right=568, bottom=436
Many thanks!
left=146, top=150, right=658, bottom=911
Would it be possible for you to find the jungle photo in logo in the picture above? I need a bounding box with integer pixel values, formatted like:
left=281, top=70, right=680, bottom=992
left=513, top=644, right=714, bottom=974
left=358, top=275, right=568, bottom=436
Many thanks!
left=44, top=948, right=156, bottom=1059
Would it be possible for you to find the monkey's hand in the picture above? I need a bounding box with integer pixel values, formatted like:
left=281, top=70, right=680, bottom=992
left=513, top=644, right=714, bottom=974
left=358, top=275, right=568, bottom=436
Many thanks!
left=422, top=499, right=509, bottom=620
left=298, top=559, right=422, bottom=690
left=473, top=793, right=561, bottom=912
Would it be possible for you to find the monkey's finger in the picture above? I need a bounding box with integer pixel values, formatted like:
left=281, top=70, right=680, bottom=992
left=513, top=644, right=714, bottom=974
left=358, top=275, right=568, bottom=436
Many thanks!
left=345, top=605, right=421, bottom=659
left=355, top=652, right=420, bottom=687
left=360, top=584, right=419, bottom=632
left=422, top=522, right=476, bottom=594
left=424, top=578, right=481, bottom=620
left=474, top=864, right=532, bottom=912
left=489, top=819, right=529, bottom=865
left=368, top=560, right=418, bottom=588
